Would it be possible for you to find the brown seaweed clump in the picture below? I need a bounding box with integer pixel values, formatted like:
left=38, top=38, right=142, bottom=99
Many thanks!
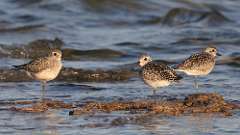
left=9, top=99, right=73, bottom=113
left=69, top=93, right=239, bottom=116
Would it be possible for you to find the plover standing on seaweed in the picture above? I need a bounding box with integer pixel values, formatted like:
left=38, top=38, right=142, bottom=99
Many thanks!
left=176, top=47, right=221, bottom=88
left=138, top=54, right=182, bottom=95
left=14, top=49, right=63, bottom=100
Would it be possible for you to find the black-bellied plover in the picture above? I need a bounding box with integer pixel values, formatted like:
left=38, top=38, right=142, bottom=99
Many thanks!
left=138, top=54, right=182, bottom=95
left=14, top=49, right=63, bottom=100
left=176, top=47, right=221, bottom=88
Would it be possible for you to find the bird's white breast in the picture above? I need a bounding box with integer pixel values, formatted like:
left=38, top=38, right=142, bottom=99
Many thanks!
left=181, top=65, right=214, bottom=76
left=30, top=61, right=62, bottom=82
left=144, top=79, right=170, bottom=89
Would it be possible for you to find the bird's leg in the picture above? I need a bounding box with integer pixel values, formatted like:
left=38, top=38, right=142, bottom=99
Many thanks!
left=41, top=81, right=47, bottom=102
left=152, top=89, right=157, bottom=104
left=194, top=76, right=199, bottom=89
left=152, top=89, right=156, bottom=96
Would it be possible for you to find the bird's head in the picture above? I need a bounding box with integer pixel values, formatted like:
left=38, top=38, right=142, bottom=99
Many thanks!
left=138, top=54, right=152, bottom=67
left=204, top=46, right=221, bottom=57
left=49, top=49, right=62, bottom=60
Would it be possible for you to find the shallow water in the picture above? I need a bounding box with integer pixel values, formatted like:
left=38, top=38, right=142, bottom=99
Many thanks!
left=0, top=0, right=239, bottom=135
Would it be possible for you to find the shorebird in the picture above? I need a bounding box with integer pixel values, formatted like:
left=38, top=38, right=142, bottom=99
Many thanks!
left=14, top=49, right=63, bottom=100
left=176, top=46, right=221, bottom=88
left=138, top=54, right=182, bottom=95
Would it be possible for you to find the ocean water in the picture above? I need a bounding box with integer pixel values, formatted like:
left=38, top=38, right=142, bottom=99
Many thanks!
left=0, top=0, right=239, bottom=134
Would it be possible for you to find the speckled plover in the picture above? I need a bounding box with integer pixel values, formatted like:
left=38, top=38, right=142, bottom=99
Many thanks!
left=138, top=54, right=182, bottom=95
left=14, top=49, right=63, bottom=100
left=176, top=47, right=221, bottom=88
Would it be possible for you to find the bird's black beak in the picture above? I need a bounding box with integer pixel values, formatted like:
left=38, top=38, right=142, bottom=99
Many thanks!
left=217, top=53, right=222, bottom=56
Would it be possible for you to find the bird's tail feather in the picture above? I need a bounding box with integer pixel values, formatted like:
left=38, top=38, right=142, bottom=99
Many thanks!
left=175, top=69, right=185, bottom=72
left=13, top=64, right=26, bottom=70
left=176, top=75, right=183, bottom=81
left=174, top=63, right=184, bottom=70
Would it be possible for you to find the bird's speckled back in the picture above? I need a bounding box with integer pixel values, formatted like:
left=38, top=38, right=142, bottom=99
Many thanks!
left=177, top=52, right=215, bottom=72
left=142, top=62, right=181, bottom=82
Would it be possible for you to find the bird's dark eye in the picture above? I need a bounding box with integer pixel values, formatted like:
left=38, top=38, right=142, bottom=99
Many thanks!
left=53, top=52, right=57, bottom=56
left=144, top=58, right=147, bottom=61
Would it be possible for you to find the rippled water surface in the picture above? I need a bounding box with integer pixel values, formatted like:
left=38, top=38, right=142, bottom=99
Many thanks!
left=0, top=0, right=239, bottom=135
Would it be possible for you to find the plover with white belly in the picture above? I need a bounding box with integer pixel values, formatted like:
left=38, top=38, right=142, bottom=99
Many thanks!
left=138, top=54, right=182, bottom=95
left=176, top=46, right=221, bottom=88
left=14, top=49, right=63, bottom=100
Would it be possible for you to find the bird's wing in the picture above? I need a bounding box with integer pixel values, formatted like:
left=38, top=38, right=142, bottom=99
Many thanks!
left=176, top=53, right=200, bottom=69
left=15, top=57, right=51, bottom=73
left=155, top=63, right=182, bottom=81
left=144, top=62, right=182, bottom=81
left=176, top=53, right=213, bottom=70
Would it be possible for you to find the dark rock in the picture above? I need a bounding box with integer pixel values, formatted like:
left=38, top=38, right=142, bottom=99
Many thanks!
left=0, top=24, right=44, bottom=33
left=0, top=67, right=136, bottom=82
left=0, top=38, right=126, bottom=60
left=0, top=38, right=63, bottom=59
left=162, top=8, right=232, bottom=26
left=82, top=0, right=151, bottom=14
left=58, top=67, right=136, bottom=82
left=62, top=48, right=126, bottom=60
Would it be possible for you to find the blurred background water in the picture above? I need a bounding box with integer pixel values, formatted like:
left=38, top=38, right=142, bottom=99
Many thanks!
left=0, top=0, right=239, bottom=134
